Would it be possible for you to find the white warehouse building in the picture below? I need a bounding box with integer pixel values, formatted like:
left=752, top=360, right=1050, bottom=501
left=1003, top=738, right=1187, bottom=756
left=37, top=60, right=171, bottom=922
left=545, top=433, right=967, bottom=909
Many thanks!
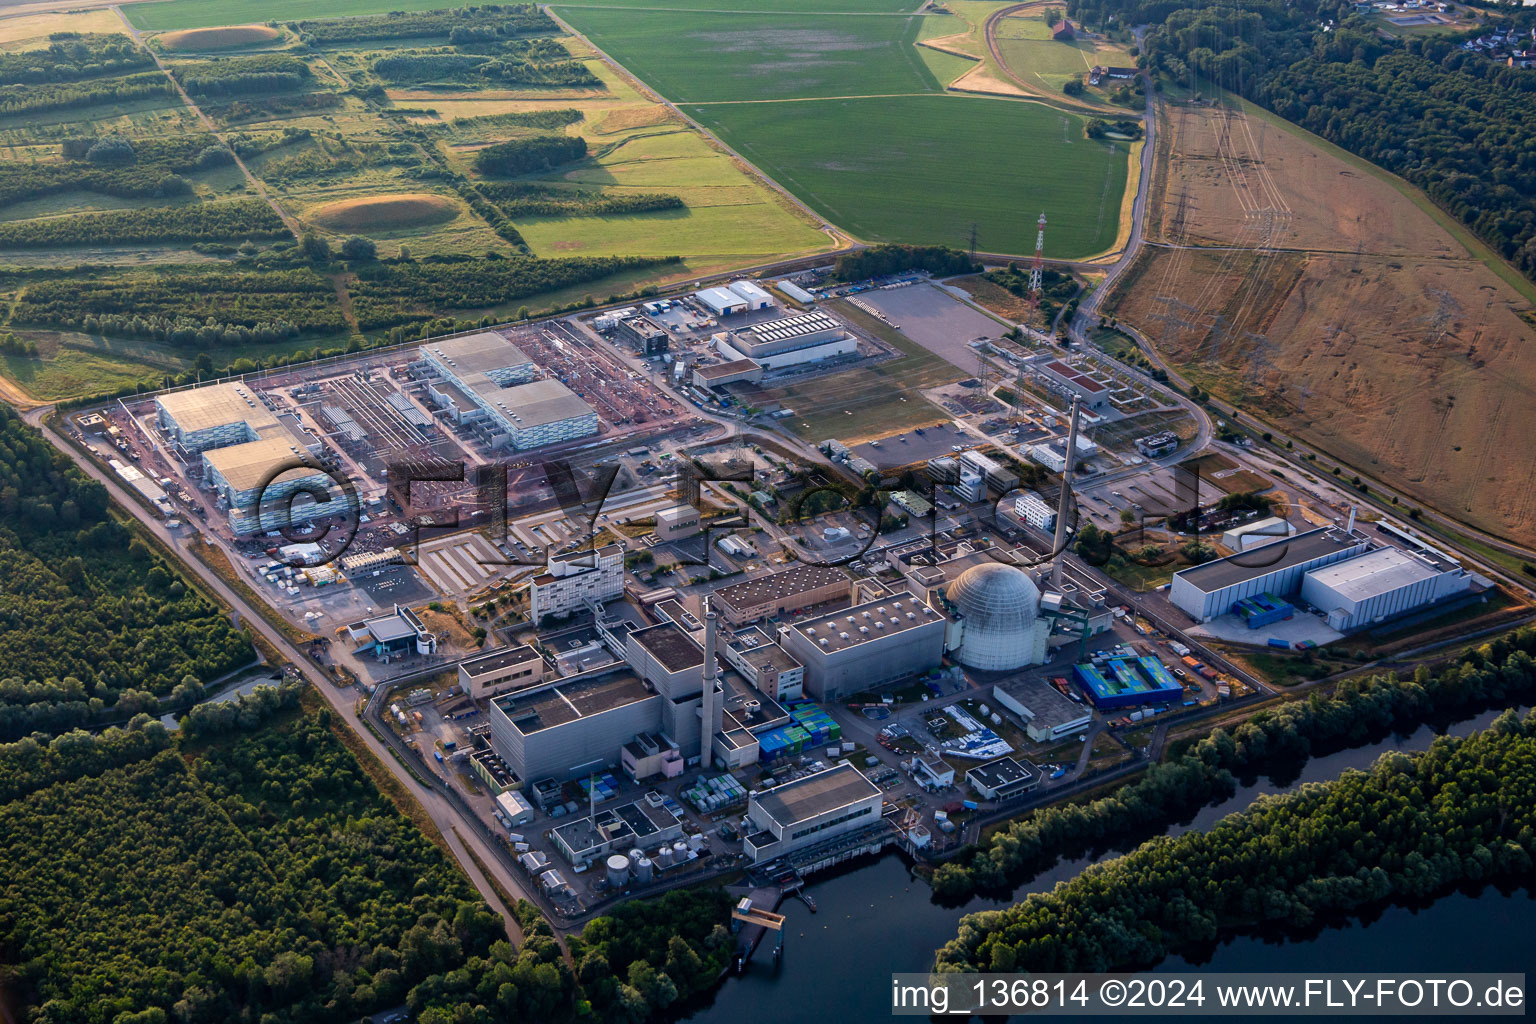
left=1300, top=547, right=1473, bottom=632
left=695, top=286, right=748, bottom=317
left=726, top=279, right=774, bottom=310
left=1169, top=527, right=1369, bottom=623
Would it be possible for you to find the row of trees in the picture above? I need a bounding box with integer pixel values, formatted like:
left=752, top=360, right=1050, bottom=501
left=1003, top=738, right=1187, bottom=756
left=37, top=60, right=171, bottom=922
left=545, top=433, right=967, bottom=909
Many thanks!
left=294, top=4, right=556, bottom=45
left=479, top=183, right=685, bottom=217
left=346, top=252, right=672, bottom=329
left=936, top=707, right=1536, bottom=973
left=473, top=133, right=589, bottom=176
left=834, top=243, right=979, bottom=281
left=14, top=267, right=348, bottom=341
left=0, top=198, right=286, bottom=250
left=0, top=133, right=221, bottom=207
left=0, top=71, right=172, bottom=117
left=930, top=626, right=1536, bottom=898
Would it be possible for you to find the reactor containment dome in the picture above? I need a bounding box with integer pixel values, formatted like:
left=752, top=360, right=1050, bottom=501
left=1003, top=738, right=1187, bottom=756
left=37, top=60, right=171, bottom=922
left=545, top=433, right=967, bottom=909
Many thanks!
left=944, top=562, right=1049, bottom=671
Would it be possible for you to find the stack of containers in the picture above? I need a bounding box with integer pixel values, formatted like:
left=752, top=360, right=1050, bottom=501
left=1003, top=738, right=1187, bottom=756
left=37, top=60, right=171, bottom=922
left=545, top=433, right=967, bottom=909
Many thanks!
left=578, top=772, right=622, bottom=804
left=790, top=706, right=841, bottom=745
left=682, top=774, right=747, bottom=812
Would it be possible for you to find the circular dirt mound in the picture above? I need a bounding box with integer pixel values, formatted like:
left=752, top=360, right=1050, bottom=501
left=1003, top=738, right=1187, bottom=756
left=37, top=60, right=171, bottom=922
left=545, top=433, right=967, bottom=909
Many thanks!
left=159, top=24, right=281, bottom=50
left=308, top=194, right=459, bottom=233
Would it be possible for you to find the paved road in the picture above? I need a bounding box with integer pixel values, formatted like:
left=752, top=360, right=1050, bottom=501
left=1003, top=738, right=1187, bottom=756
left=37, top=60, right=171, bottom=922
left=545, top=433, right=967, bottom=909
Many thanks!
left=26, top=406, right=533, bottom=942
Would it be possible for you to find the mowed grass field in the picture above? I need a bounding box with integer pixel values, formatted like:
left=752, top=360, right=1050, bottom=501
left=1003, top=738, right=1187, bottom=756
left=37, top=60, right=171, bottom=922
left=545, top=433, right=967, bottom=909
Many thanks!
left=685, top=94, right=1128, bottom=254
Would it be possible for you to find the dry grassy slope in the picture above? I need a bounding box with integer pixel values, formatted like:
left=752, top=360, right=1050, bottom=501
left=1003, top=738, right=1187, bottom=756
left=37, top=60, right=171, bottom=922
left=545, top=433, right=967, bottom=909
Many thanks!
left=1113, top=101, right=1536, bottom=548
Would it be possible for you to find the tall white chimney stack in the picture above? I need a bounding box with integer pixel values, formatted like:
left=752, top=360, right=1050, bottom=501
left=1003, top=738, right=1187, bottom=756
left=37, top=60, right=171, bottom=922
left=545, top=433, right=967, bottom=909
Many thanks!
left=1051, top=397, right=1083, bottom=590
left=700, top=598, right=718, bottom=768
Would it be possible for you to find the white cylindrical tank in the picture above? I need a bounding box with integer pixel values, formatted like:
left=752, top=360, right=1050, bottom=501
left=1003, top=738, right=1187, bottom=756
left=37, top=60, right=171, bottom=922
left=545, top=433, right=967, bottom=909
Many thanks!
left=634, top=856, right=654, bottom=883
left=979, top=703, right=991, bottom=717
left=656, top=846, right=673, bottom=868
left=672, top=840, right=688, bottom=859
left=605, top=853, right=630, bottom=887
left=991, top=713, right=1002, bottom=726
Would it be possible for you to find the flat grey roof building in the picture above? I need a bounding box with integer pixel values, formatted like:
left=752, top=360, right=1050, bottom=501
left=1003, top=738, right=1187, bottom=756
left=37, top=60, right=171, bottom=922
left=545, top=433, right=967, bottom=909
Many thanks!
left=1301, top=546, right=1437, bottom=600
left=628, top=622, right=705, bottom=673
left=752, top=761, right=880, bottom=828
left=460, top=644, right=543, bottom=680
left=496, top=672, right=653, bottom=735
left=420, top=331, right=533, bottom=379
left=1175, top=528, right=1358, bottom=594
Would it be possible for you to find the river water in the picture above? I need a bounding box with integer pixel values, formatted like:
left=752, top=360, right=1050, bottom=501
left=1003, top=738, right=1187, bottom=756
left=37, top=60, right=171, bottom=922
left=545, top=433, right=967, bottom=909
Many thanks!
left=686, top=708, right=1536, bottom=1022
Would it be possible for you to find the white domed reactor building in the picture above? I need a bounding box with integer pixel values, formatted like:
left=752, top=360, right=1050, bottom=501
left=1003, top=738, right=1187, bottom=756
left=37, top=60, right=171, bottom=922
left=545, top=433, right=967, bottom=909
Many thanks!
left=937, top=562, right=1050, bottom=671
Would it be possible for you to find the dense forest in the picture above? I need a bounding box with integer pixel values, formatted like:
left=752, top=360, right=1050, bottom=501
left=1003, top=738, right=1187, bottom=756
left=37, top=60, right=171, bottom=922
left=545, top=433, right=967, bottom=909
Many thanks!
left=294, top=5, right=557, bottom=45
left=0, top=690, right=733, bottom=1024
left=1067, top=0, right=1536, bottom=281
left=0, top=199, right=287, bottom=249
left=473, top=134, right=589, bottom=177
left=12, top=266, right=348, bottom=342
left=370, top=39, right=597, bottom=87
left=0, top=405, right=253, bottom=738
left=0, top=33, right=152, bottom=83
left=931, top=626, right=1536, bottom=897
left=936, top=708, right=1536, bottom=973
left=0, top=695, right=516, bottom=1024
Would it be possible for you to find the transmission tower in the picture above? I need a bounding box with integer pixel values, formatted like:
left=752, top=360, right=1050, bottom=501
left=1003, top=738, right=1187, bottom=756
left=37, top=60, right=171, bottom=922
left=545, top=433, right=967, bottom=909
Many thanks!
left=1028, top=212, right=1047, bottom=305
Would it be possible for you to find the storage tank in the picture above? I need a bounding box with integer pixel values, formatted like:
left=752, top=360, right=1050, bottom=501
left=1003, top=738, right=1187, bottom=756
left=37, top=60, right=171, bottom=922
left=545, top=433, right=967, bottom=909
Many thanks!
left=628, top=848, right=644, bottom=865
left=655, top=846, right=673, bottom=869
left=671, top=840, right=688, bottom=860
left=605, top=854, right=630, bottom=887
left=634, top=856, right=654, bottom=883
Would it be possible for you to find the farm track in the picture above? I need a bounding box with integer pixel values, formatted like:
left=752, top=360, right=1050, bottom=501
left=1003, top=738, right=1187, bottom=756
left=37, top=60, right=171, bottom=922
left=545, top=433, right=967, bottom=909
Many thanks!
left=112, top=5, right=302, bottom=241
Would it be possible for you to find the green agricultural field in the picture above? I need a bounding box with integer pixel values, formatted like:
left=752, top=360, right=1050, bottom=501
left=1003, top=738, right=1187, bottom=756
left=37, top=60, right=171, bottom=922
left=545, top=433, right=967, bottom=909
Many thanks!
left=557, top=1, right=1134, bottom=256
left=686, top=94, right=1128, bottom=255
left=560, top=9, right=944, bottom=103
left=511, top=128, right=830, bottom=261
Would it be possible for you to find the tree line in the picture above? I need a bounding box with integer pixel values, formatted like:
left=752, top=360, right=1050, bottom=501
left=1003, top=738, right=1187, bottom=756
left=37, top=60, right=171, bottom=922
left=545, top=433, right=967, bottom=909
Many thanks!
left=0, top=198, right=286, bottom=250
left=294, top=4, right=558, bottom=45
left=346, top=252, right=675, bottom=330
left=472, top=134, right=589, bottom=176
left=0, top=132, right=221, bottom=207
left=834, top=243, right=979, bottom=281
left=930, top=626, right=1536, bottom=898
left=0, top=71, right=172, bottom=117
left=935, top=707, right=1536, bottom=973
left=479, top=182, right=685, bottom=217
